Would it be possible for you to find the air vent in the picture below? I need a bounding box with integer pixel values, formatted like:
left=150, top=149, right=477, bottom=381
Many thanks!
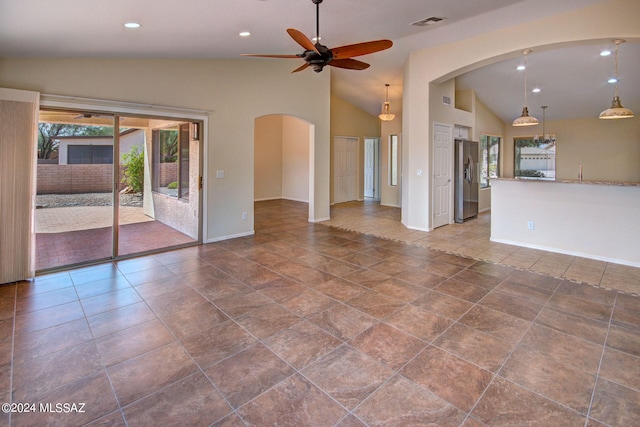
left=411, top=16, right=444, bottom=27
left=442, top=96, right=452, bottom=106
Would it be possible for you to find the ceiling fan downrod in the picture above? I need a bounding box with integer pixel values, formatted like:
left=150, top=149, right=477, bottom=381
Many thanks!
left=312, top=0, right=322, bottom=43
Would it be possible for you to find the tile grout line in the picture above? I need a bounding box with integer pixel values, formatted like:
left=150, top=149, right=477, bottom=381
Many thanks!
left=583, top=292, right=617, bottom=427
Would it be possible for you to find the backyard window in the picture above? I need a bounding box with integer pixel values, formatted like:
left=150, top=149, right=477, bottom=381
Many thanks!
left=514, top=136, right=556, bottom=180
left=479, top=135, right=500, bottom=188
left=152, top=124, right=190, bottom=200
left=68, top=144, right=114, bottom=164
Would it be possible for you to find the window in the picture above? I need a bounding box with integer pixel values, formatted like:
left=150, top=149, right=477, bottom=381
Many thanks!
left=514, top=136, right=556, bottom=180
left=479, top=135, right=500, bottom=188
left=389, top=134, right=398, bottom=186
left=68, top=144, right=113, bottom=164
left=152, top=124, right=190, bottom=200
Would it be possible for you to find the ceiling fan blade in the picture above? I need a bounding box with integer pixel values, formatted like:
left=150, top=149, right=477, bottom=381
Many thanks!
left=329, top=58, right=370, bottom=71
left=287, top=28, right=320, bottom=54
left=241, top=54, right=300, bottom=59
left=291, top=63, right=310, bottom=73
left=331, top=40, right=393, bottom=59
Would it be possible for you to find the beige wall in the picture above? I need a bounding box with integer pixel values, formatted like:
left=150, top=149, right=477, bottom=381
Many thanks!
left=254, top=115, right=311, bottom=203
left=404, top=0, right=640, bottom=231
left=254, top=115, right=283, bottom=201
left=0, top=57, right=331, bottom=240
left=504, top=116, right=640, bottom=182
left=282, top=115, right=310, bottom=202
left=330, top=94, right=381, bottom=204
left=380, top=114, right=402, bottom=207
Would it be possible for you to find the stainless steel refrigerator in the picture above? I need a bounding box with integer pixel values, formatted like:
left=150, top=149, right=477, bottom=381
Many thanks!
left=454, top=139, right=479, bottom=223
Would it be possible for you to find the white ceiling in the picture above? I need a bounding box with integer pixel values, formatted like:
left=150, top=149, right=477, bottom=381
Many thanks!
left=1, top=0, right=636, bottom=122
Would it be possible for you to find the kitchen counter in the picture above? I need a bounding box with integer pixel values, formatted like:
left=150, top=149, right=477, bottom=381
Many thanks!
left=493, top=177, right=640, bottom=187
left=490, top=178, right=640, bottom=268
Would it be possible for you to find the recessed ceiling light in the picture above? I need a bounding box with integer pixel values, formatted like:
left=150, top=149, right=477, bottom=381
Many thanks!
left=516, top=65, right=526, bottom=71
left=532, top=88, right=541, bottom=93
left=600, top=49, right=612, bottom=56
left=239, top=31, right=251, bottom=37
left=124, top=22, right=141, bottom=29
left=608, top=77, right=618, bottom=84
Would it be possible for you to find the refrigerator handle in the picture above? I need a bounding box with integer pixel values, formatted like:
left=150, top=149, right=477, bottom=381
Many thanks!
left=466, top=155, right=474, bottom=184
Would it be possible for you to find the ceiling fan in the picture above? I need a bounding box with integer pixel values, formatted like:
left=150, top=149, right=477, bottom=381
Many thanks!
left=242, top=0, right=393, bottom=73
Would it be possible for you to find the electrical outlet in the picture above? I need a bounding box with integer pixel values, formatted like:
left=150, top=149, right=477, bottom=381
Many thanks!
left=527, top=221, right=535, bottom=230
left=242, top=212, right=248, bottom=220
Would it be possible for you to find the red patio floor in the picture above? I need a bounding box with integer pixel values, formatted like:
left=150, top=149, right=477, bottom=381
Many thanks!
left=36, top=220, right=196, bottom=271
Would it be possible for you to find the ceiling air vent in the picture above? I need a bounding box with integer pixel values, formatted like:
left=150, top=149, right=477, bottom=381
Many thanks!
left=411, top=16, right=444, bottom=27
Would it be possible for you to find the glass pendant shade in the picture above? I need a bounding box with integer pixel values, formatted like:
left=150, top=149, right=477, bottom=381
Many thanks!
left=512, top=49, right=539, bottom=127
left=513, top=106, right=539, bottom=126
left=379, top=101, right=395, bottom=121
left=379, top=84, right=395, bottom=121
left=599, top=40, right=634, bottom=120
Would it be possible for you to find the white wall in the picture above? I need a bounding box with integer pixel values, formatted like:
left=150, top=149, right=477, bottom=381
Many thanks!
left=491, top=179, right=640, bottom=270
left=0, top=58, right=331, bottom=240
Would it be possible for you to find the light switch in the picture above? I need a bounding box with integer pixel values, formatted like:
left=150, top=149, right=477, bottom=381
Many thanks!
left=216, top=170, right=225, bottom=179
left=417, top=169, right=423, bottom=176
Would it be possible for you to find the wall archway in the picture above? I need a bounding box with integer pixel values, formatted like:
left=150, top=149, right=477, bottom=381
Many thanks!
left=254, top=114, right=315, bottom=220
left=401, top=0, right=640, bottom=232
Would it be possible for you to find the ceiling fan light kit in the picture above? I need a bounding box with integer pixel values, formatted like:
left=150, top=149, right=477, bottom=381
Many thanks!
left=379, top=84, right=395, bottom=121
left=513, top=49, right=539, bottom=127
left=242, top=0, right=392, bottom=73
left=599, top=39, right=634, bottom=119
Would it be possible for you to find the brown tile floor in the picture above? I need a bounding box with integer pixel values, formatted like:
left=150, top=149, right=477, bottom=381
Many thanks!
left=1, top=199, right=639, bottom=426
left=324, top=201, right=640, bottom=295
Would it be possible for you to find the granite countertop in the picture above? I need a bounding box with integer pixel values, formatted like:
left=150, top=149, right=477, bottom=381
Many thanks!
left=492, top=177, right=640, bottom=187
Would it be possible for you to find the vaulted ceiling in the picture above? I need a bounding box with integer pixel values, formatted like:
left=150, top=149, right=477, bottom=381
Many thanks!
left=1, top=0, right=637, bottom=122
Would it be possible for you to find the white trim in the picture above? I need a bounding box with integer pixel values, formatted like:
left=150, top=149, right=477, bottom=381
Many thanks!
left=403, top=222, right=431, bottom=232
left=380, top=203, right=401, bottom=208
left=309, top=216, right=330, bottom=223
left=41, top=94, right=211, bottom=119
left=206, top=230, right=254, bottom=243
left=490, top=238, right=640, bottom=269
left=254, top=197, right=281, bottom=202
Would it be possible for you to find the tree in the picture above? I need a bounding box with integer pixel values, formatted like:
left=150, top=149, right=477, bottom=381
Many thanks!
left=121, top=146, right=144, bottom=193
left=37, top=123, right=113, bottom=159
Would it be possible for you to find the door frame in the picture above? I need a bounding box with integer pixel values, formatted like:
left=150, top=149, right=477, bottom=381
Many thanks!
left=364, top=137, right=381, bottom=200
left=39, top=94, right=209, bottom=257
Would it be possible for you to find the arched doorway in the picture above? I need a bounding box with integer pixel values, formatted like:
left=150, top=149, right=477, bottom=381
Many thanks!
left=254, top=114, right=314, bottom=220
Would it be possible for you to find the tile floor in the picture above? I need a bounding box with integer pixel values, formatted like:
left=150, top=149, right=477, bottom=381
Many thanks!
left=1, top=199, right=639, bottom=426
left=324, top=201, right=640, bottom=295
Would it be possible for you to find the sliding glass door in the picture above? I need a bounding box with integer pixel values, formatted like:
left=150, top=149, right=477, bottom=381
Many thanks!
left=35, top=110, right=201, bottom=271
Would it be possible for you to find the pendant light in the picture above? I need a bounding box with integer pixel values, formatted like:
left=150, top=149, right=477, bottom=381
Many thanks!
left=513, top=49, right=539, bottom=127
left=379, top=84, right=395, bottom=122
left=599, top=39, right=634, bottom=119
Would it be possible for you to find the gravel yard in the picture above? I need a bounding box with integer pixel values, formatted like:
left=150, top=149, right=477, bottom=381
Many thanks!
left=36, top=193, right=143, bottom=208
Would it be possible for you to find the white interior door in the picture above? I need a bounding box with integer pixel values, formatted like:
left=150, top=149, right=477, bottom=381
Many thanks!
left=364, top=138, right=375, bottom=198
left=334, top=136, right=358, bottom=203
left=433, top=123, right=453, bottom=228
